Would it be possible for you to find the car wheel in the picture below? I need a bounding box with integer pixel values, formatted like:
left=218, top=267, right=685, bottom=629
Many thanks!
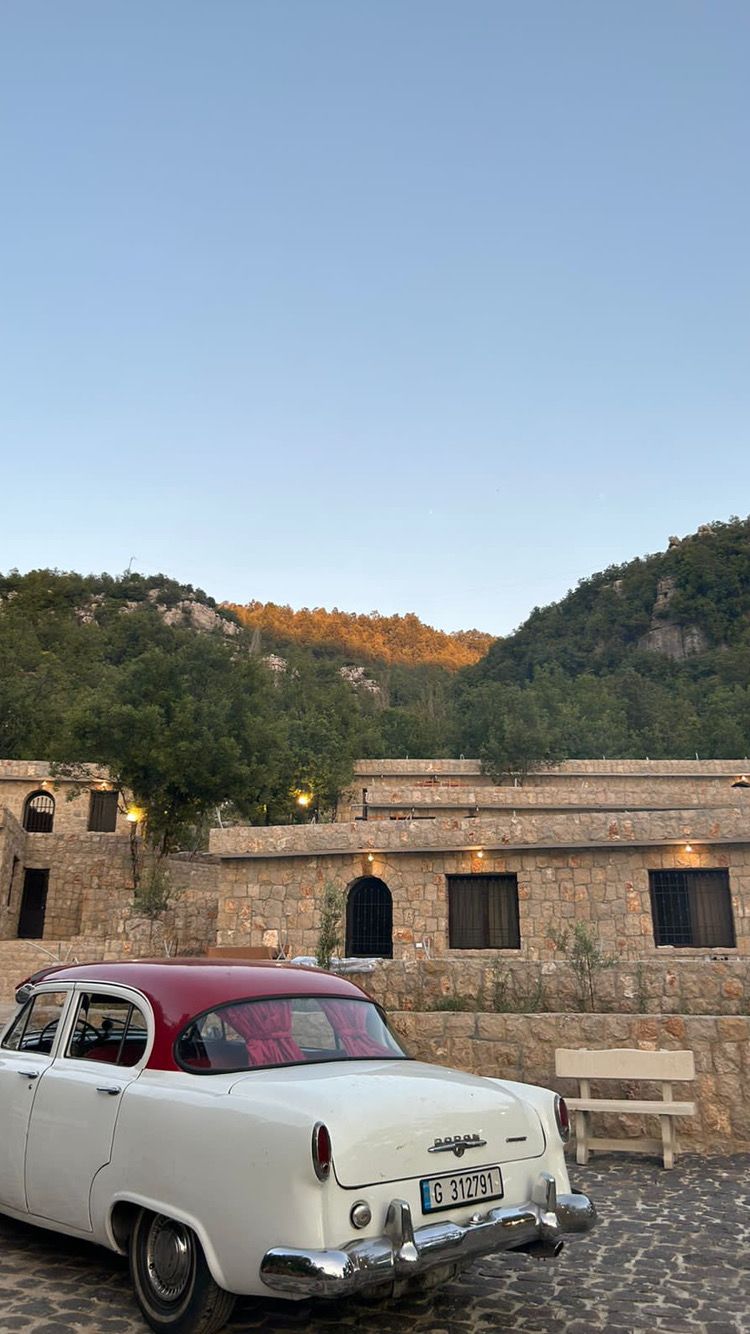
left=130, top=1209, right=236, bottom=1334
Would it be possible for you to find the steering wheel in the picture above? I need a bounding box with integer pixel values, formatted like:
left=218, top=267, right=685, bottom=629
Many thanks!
left=66, top=1020, right=104, bottom=1056
left=77, top=1021, right=103, bottom=1042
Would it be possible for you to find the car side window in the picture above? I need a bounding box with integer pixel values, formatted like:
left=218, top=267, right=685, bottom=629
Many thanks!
left=1, top=991, right=69, bottom=1054
left=66, top=993, right=148, bottom=1068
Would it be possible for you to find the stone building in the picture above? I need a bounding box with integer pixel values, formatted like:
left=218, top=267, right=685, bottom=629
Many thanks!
left=0, top=761, right=132, bottom=941
left=4, top=753, right=750, bottom=983
left=0, top=762, right=218, bottom=1002
left=211, top=758, right=750, bottom=967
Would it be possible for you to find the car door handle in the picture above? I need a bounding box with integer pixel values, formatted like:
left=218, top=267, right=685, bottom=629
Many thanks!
left=96, top=1085, right=121, bottom=1096
left=18, top=1070, right=39, bottom=1080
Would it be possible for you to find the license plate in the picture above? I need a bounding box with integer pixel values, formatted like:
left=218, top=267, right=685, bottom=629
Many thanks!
left=420, top=1165, right=503, bottom=1214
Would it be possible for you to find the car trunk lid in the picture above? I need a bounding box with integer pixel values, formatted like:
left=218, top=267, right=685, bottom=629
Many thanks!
left=228, top=1059, right=545, bottom=1187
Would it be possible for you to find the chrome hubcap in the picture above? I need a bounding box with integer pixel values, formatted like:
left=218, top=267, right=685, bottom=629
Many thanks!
left=146, top=1217, right=194, bottom=1302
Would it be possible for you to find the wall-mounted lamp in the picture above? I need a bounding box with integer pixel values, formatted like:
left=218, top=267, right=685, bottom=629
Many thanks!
left=366, top=852, right=375, bottom=863
left=475, top=849, right=484, bottom=859
left=684, top=844, right=693, bottom=853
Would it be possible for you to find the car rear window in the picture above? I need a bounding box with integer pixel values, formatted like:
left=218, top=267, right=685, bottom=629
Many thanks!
left=175, top=995, right=408, bottom=1073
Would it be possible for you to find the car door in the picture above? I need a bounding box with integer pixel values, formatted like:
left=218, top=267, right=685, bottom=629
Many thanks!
left=24, top=987, right=152, bottom=1232
left=0, top=989, right=72, bottom=1212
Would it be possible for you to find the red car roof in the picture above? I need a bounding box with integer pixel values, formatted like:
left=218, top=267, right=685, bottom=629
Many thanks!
left=30, top=959, right=371, bottom=1072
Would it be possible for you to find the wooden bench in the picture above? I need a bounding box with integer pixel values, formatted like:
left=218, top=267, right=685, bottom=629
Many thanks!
left=555, top=1047, right=696, bottom=1169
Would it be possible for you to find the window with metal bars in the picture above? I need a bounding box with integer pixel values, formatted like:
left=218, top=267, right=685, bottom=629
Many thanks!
left=447, top=874, right=520, bottom=950
left=649, top=869, right=735, bottom=948
left=23, top=791, right=55, bottom=833
left=345, top=878, right=393, bottom=957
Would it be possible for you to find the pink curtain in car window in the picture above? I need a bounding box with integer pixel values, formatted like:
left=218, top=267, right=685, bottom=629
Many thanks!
left=319, top=1000, right=393, bottom=1058
left=223, top=1002, right=303, bottom=1066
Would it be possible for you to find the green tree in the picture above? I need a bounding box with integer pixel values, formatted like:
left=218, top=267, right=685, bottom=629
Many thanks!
left=55, top=630, right=284, bottom=852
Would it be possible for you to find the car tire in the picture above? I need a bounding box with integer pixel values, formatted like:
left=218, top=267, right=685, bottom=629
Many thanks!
left=129, top=1209, right=236, bottom=1334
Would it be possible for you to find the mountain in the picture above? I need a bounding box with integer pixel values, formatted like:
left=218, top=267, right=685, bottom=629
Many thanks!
left=224, top=600, right=493, bottom=670
left=5, top=518, right=750, bottom=809
left=471, top=517, right=750, bottom=684
left=454, top=518, right=750, bottom=767
left=0, top=570, right=469, bottom=809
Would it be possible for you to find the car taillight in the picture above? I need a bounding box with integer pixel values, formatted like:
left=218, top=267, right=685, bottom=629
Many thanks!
left=554, top=1095, right=571, bottom=1143
left=312, top=1122, right=332, bottom=1181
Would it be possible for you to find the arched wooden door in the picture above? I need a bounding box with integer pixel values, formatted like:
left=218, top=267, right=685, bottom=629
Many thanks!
left=345, top=877, right=393, bottom=957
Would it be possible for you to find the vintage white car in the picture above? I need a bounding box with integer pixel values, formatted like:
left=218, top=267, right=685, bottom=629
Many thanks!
left=0, top=960, right=595, bottom=1333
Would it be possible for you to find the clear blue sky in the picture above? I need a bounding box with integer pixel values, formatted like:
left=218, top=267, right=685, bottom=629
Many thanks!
left=1, top=2, right=748, bottom=635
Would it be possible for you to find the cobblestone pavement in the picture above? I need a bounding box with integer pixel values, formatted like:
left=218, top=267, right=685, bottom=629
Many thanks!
left=0, top=1155, right=748, bottom=1334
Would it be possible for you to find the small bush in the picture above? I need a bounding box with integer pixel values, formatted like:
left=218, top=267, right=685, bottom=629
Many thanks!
left=133, top=859, right=173, bottom=919
left=315, top=882, right=344, bottom=970
left=549, top=921, right=613, bottom=1011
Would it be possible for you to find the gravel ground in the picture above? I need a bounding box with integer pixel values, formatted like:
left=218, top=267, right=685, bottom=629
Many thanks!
left=0, top=1155, right=748, bottom=1334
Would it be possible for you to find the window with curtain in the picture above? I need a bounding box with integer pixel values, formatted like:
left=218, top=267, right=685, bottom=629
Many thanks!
left=88, top=790, right=118, bottom=832
left=649, top=869, right=735, bottom=947
left=447, top=874, right=521, bottom=949
left=175, top=996, right=408, bottom=1072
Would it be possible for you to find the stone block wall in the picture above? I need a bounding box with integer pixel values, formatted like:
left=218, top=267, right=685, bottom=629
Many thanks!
left=0, top=831, right=219, bottom=950
left=210, top=803, right=750, bottom=860
left=343, top=758, right=750, bottom=820
left=389, top=1010, right=750, bottom=1152
left=114, top=855, right=220, bottom=957
left=346, top=957, right=750, bottom=1015
left=0, top=859, right=220, bottom=1007
left=0, top=810, right=25, bottom=938
left=215, top=840, right=750, bottom=960
left=355, top=782, right=747, bottom=817
left=22, top=834, right=134, bottom=938
left=0, top=761, right=127, bottom=836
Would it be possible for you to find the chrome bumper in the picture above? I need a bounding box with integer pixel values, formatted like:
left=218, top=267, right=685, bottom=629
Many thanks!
left=260, top=1173, right=596, bottom=1298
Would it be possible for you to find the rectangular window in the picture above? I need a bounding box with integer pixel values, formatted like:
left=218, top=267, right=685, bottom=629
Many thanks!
left=447, top=874, right=520, bottom=949
left=88, top=790, right=118, bottom=832
left=649, top=869, right=735, bottom=948
left=66, top=993, right=148, bottom=1067
left=1, top=991, right=69, bottom=1053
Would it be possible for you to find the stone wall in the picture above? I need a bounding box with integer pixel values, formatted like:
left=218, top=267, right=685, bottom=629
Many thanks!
left=0, top=829, right=219, bottom=952
left=0, top=868, right=219, bottom=1008
left=355, top=784, right=746, bottom=816
left=345, top=758, right=750, bottom=820
left=389, top=1010, right=750, bottom=1152
left=0, top=763, right=128, bottom=836
left=346, top=957, right=750, bottom=1015
left=353, top=758, right=750, bottom=779
left=79, top=852, right=218, bottom=956
left=22, top=833, right=134, bottom=938
left=210, top=804, right=750, bottom=859
left=0, top=809, right=25, bottom=938
left=0, top=761, right=129, bottom=836
left=215, top=840, right=750, bottom=960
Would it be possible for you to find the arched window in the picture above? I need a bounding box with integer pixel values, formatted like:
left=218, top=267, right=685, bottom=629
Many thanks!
left=23, top=790, right=55, bottom=833
left=345, top=877, right=393, bottom=958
